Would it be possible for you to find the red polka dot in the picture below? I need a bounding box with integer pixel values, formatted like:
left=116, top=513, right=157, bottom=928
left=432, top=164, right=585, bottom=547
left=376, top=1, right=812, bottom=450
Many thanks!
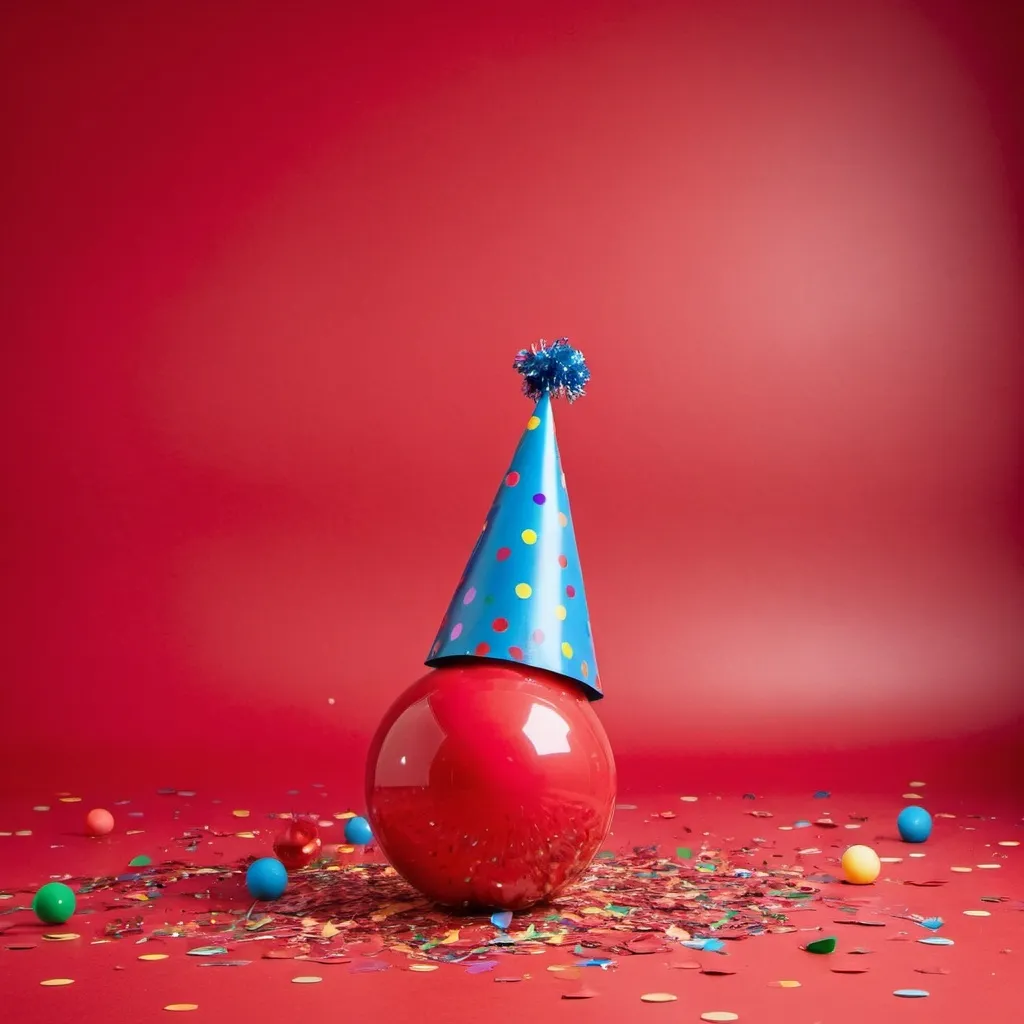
left=558, top=554, right=568, bottom=568
left=508, top=646, right=524, bottom=661
left=505, top=471, right=520, bottom=487
left=566, top=585, right=576, bottom=598
left=492, top=618, right=509, bottom=633
left=496, top=547, right=512, bottom=561
left=474, top=641, right=490, bottom=656
left=531, top=628, right=545, bottom=644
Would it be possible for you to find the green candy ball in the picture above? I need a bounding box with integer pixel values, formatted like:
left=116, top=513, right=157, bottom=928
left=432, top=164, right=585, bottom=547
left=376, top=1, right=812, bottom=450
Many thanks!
left=32, top=882, right=76, bottom=925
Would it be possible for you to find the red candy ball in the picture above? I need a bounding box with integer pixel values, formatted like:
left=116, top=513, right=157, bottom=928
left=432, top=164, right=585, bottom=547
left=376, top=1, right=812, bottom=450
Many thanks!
left=85, top=808, right=115, bottom=836
left=365, top=663, right=616, bottom=911
left=272, top=818, right=322, bottom=871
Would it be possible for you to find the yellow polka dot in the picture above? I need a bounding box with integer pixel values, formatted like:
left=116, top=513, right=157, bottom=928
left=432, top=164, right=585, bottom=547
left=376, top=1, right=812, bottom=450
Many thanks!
left=561, top=642, right=573, bottom=658
left=527, top=415, right=541, bottom=430
left=515, top=583, right=533, bottom=599
left=581, top=661, right=589, bottom=677
left=555, top=605, right=567, bottom=620
left=557, top=512, right=568, bottom=527
left=521, top=529, right=537, bottom=545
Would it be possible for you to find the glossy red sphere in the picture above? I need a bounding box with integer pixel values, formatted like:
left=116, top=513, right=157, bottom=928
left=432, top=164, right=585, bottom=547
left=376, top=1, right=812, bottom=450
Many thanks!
left=365, top=662, right=616, bottom=911
left=272, top=818, right=322, bottom=871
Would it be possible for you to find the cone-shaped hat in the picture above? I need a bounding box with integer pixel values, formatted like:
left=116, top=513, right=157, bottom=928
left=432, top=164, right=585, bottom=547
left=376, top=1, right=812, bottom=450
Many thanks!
left=426, top=339, right=602, bottom=699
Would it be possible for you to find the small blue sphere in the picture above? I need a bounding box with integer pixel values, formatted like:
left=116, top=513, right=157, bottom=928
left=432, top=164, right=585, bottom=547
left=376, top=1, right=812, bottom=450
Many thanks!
left=344, top=816, right=373, bottom=846
left=897, top=805, right=932, bottom=843
left=246, top=857, right=288, bottom=900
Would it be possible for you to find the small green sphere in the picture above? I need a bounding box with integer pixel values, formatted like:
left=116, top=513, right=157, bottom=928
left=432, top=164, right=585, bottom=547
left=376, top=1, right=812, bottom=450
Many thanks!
left=32, top=882, right=76, bottom=925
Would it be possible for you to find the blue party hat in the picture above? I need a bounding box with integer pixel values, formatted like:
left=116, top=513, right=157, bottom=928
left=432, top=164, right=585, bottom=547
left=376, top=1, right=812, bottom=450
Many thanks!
left=426, top=339, right=603, bottom=699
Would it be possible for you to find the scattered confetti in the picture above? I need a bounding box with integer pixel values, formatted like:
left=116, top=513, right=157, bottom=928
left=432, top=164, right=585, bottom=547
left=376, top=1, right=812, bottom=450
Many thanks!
left=163, top=1005, right=199, bottom=1012
left=291, top=976, right=323, bottom=984
left=701, top=1013, right=739, bottom=1022
left=894, top=989, right=929, bottom=998
left=963, top=910, right=991, bottom=917
left=40, top=978, right=75, bottom=986
left=640, top=992, right=677, bottom=1003
left=769, top=980, right=801, bottom=988
left=804, top=937, right=837, bottom=954
left=977, top=864, right=1001, bottom=870
left=409, top=964, right=438, bottom=972
left=139, top=953, right=170, bottom=961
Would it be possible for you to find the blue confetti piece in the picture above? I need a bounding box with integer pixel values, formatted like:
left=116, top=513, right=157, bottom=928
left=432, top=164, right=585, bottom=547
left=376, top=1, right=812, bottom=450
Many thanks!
left=918, top=917, right=944, bottom=930
left=578, top=958, right=614, bottom=969
left=490, top=911, right=513, bottom=930
left=813, top=791, right=831, bottom=799
left=683, top=938, right=725, bottom=952
left=918, top=937, right=954, bottom=946
left=794, top=820, right=812, bottom=828
left=894, top=989, right=929, bottom=998
left=733, top=869, right=753, bottom=878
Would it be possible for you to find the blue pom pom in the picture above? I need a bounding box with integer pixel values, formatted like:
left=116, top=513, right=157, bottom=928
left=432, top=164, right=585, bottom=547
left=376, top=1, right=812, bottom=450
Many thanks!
left=513, top=338, right=590, bottom=403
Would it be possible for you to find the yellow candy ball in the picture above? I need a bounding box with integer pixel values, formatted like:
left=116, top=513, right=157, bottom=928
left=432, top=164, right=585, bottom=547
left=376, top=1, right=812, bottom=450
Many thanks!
left=842, top=844, right=881, bottom=884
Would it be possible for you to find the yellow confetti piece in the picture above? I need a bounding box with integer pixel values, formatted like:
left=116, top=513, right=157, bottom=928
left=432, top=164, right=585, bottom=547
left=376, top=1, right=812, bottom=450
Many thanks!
left=291, top=976, right=323, bottom=984
left=902, top=793, right=922, bottom=800
left=40, top=978, right=75, bottom=987
left=32, top=805, right=50, bottom=812
left=440, top=929, right=461, bottom=945
left=908, top=781, right=926, bottom=788
left=43, top=933, right=80, bottom=942
left=977, top=863, right=1001, bottom=869
left=666, top=925, right=691, bottom=941
left=410, top=964, right=439, bottom=972
left=235, top=831, right=257, bottom=839
left=126, top=893, right=151, bottom=902
left=232, top=809, right=250, bottom=818
left=679, top=795, right=699, bottom=802
left=951, top=866, right=972, bottom=873
left=581, top=907, right=608, bottom=916
left=546, top=934, right=565, bottom=945
left=139, top=953, right=170, bottom=961
left=321, top=923, right=340, bottom=938
left=126, top=829, right=145, bottom=835
left=164, top=1004, right=199, bottom=1012
left=336, top=845, right=355, bottom=854
left=998, top=841, right=1020, bottom=847
left=879, top=857, right=903, bottom=863
left=336, top=811, right=356, bottom=820
left=547, top=964, right=575, bottom=972
left=641, top=993, right=678, bottom=1003
left=770, top=980, right=801, bottom=988
left=963, top=910, right=991, bottom=917
left=14, top=830, right=32, bottom=837
left=701, top=1014, right=740, bottom=1023
left=59, top=797, right=82, bottom=804
left=326, top=865, right=341, bottom=872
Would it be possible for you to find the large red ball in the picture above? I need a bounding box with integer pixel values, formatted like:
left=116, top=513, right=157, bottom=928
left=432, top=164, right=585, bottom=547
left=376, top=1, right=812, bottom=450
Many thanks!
left=365, top=663, right=616, bottom=911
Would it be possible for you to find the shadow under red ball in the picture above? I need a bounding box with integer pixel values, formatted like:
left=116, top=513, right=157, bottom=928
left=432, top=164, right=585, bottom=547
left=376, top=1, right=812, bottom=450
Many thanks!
left=365, top=662, right=616, bottom=911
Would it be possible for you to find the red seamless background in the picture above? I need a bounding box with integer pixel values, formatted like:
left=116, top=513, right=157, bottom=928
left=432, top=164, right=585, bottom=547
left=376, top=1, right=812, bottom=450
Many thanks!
left=2, top=0, right=1022, bottom=798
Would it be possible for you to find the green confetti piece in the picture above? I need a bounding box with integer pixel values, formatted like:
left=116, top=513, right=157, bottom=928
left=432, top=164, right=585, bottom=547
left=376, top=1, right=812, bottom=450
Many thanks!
left=186, top=945, right=228, bottom=956
left=605, top=904, right=632, bottom=917
left=805, top=937, right=837, bottom=954
left=597, top=851, right=616, bottom=860
left=676, top=847, right=692, bottom=859
left=128, top=855, right=152, bottom=867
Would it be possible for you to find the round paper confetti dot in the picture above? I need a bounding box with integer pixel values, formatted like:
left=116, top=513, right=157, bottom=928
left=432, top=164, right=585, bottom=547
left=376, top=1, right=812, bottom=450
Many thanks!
left=977, top=863, right=1001, bottom=869
left=515, top=583, right=532, bottom=599
left=555, top=605, right=567, bottom=620
left=521, top=529, right=537, bottom=545
left=40, top=979, right=75, bottom=987
left=474, top=642, right=490, bottom=655
left=506, top=471, right=520, bottom=486
left=963, top=910, right=991, bottom=917
left=561, top=642, right=573, bottom=658
left=893, top=989, right=929, bottom=998
left=164, top=1005, right=199, bottom=1012
left=998, top=841, right=1020, bottom=847
left=463, top=588, right=476, bottom=605
left=701, top=1014, right=739, bottom=1022
left=139, top=953, right=169, bottom=961
left=449, top=623, right=463, bottom=640
left=410, top=964, right=438, bottom=972
left=640, top=993, right=677, bottom=1003
left=950, top=866, right=972, bottom=872
left=557, top=512, right=568, bottom=527
left=527, top=416, right=541, bottom=430
left=496, top=547, right=511, bottom=561
left=769, top=980, right=801, bottom=988
left=558, top=554, right=568, bottom=568
left=533, top=493, right=546, bottom=504
left=492, top=618, right=508, bottom=632
left=909, top=780, right=926, bottom=787
left=291, top=976, right=323, bottom=984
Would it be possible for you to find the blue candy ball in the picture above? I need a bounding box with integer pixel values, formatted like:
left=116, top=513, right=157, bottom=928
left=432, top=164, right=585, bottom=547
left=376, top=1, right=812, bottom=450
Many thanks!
left=344, top=816, right=373, bottom=846
left=246, top=857, right=288, bottom=900
left=897, top=805, right=932, bottom=843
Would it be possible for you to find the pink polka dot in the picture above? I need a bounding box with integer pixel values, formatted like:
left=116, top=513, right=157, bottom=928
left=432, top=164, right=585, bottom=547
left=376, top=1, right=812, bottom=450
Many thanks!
left=475, top=641, right=490, bottom=656
left=558, top=554, right=568, bottom=568
left=505, top=471, right=520, bottom=487
left=566, top=584, right=576, bottom=598
left=492, top=618, right=509, bottom=633
left=508, top=646, right=524, bottom=661
left=463, top=587, right=477, bottom=605
left=531, top=628, right=545, bottom=644
left=449, top=623, right=463, bottom=641
left=496, top=547, right=511, bottom=561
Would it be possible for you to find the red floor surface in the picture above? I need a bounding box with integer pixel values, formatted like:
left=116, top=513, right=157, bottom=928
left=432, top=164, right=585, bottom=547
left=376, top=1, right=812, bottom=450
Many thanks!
left=1, top=763, right=1021, bottom=1024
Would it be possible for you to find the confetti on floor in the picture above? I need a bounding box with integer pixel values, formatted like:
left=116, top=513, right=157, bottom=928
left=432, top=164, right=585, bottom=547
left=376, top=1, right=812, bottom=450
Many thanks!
left=163, top=1005, right=199, bottom=1012
left=40, top=978, right=75, bottom=987
left=640, top=992, right=677, bottom=1002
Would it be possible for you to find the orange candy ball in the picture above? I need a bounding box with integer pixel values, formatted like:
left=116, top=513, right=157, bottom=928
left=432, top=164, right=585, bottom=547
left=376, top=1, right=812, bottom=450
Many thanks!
left=85, top=808, right=115, bottom=836
left=841, top=844, right=880, bottom=884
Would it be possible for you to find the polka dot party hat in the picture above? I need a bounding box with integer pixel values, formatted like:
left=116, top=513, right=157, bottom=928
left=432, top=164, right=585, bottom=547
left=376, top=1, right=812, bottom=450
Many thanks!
left=426, top=339, right=602, bottom=699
